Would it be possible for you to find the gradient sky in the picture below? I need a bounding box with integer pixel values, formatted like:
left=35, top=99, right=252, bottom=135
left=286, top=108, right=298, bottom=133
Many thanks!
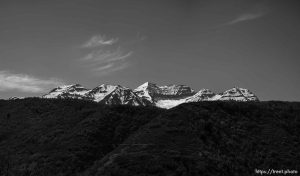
left=0, top=0, right=299, bottom=100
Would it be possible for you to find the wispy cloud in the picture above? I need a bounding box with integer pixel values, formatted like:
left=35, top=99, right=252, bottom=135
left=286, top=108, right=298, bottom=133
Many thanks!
left=92, top=62, right=131, bottom=75
left=81, top=35, right=118, bottom=48
left=227, top=12, right=265, bottom=25
left=83, top=48, right=133, bottom=75
left=82, top=48, right=132, bottom=63
left=0, top=71, right=64, bottom=93
left=226, top=5, right=269, bottom=25
left=80, top=34, right=134, bottom=75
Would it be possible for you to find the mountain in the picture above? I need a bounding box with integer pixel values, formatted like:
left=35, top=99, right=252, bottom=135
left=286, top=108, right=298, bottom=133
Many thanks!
left=42, top=82, right=259, bottom=108
left=133, top=82, right=196, bottom=108
left=185, top=87, right=259, bottom=103
left=218, top=87, right=259, bottom=101
left=86, top=84, right=145, bottom=106
left=43, top=84, right=145, bottom=106
left=133, top=83, right=258, bottom=108
left=132, top=82, right=159, bottom=104
left=42, top=84, right=89, bottom=99
left=134, top=82, right=195, bottom=99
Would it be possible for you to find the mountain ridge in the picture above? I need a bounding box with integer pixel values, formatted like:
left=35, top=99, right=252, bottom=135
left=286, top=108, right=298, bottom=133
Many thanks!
left=41, top=82, right=259, bottom=108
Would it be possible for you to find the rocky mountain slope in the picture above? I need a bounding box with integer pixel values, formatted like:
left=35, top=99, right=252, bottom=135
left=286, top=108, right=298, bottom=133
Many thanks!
left=42, top=82, right=259, bottom=108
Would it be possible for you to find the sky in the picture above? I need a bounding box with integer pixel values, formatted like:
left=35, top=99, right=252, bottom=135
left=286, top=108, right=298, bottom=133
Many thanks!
left=0, top=0, right=299, bottom=101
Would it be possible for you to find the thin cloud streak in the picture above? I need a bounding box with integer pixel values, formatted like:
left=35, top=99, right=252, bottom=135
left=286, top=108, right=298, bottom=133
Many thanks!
left=225, top=4, right=269, bottom=26
left=227, top=12, right=265, bottom=25
left=93, top=64, right=114, bottom=72
left=81, top=48, right=132, bottom=63
left=92, top=62, right=131, bottom=76
left=107, top=51, right=132, bottom=62
left=82, top=35, right=118, bottom=48
left=0, top=71, right=64, bottom=93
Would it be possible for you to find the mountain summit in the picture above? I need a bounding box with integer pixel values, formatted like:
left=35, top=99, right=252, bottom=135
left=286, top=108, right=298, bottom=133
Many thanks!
left=42, top=82, right=259, bottom=108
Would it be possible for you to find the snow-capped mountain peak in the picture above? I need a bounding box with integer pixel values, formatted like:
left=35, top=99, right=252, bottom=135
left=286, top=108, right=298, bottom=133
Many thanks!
left=133, top=82, right=160, bottom=103
left=86, top=84, right=120, bottom=102
left=135, top=82, right=156, bottom=90
left=219, top=87, right=259, bottom=101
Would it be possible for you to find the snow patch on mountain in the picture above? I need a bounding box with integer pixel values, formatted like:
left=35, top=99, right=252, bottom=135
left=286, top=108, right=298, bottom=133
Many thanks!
left=156, top=98, right=187, bottom=109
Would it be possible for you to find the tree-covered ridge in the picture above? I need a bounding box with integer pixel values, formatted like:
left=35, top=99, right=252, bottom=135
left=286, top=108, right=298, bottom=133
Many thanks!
left=86, top=101, right=300, bottom=176
left=0, top=98, right=164, bottom=175
left=0, top=99, right=299, bottom=176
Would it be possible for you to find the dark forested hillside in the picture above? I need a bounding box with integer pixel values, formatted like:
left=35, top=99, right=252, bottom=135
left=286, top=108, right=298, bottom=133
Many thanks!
left=84, top=101, right=300, bottom=176
left=0, top=99, right=299, bottom=176
left=0, top=98, right=164, bottom=176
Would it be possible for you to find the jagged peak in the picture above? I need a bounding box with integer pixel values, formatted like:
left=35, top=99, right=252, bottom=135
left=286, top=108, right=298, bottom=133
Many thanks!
left=94, top=84, right=131, bottom=90
left=135, top=82, right=158, bottom=91
left=58, top=84, right=84, bottom=89
left=195, top=88, right=215, bottom=94
left=139, top=82, right=157, bottom=87
left=95, top=84, right=117, bottom=88
left=222, top=87, right=253, bottom=94
left=47, top=84, right=87, bottom=93
left=143, top=81, right=156, bottom=85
